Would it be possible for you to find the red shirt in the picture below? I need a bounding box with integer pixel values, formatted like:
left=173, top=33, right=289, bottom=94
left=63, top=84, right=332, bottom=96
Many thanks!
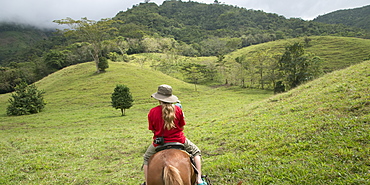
left=148, top=105, right=186, bottom=146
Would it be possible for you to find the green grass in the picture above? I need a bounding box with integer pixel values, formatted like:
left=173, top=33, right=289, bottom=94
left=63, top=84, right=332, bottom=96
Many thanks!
left=226, top=36, right=370, bottom=72
left=0, top=62, right=272, bottom=184
left=0, top=60, right=369, bottom=184
left=201, top=60, right=369, bottom=184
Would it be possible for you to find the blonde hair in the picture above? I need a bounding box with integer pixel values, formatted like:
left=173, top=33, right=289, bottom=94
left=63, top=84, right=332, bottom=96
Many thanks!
left=161, top=102, right=176, bottom=130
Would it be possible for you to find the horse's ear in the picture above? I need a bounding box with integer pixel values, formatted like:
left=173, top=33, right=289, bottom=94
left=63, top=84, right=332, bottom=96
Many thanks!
left=237, top=181, right=243, bottom=185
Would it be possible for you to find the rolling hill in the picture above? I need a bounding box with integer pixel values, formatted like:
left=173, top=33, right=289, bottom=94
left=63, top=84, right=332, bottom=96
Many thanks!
left=0, top=59, right=369, bottom=184
left=132, top=36, right=370, bottom=88
left=225, top=36, right=370, bottom=72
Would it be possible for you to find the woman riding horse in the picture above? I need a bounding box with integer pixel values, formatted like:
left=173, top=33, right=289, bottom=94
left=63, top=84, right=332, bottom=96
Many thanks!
left=142, top=84, right=207, bottom=185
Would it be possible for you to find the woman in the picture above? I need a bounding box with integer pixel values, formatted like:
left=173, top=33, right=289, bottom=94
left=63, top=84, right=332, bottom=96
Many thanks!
left=142, top=84, right=207, bottom=185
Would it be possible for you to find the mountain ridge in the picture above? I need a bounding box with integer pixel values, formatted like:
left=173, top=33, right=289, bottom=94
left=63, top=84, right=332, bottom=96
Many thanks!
left=314, top=4, right=370, bottom=30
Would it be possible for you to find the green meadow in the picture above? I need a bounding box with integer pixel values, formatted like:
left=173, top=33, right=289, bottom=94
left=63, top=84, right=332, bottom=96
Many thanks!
left=1, top=44, right=369, bottom=184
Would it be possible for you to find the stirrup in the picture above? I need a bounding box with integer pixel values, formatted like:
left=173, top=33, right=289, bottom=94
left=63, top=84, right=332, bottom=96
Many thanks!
left=201, top=175, right=212, bottom=185
left=198, top=181, right=208, bottom=185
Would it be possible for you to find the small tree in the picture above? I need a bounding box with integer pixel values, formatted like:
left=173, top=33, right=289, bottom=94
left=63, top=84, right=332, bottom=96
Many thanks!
left=235, top=55, right=247, bottom=87
left=98, top=57, right=109, bottom=72
left=181, top=63, right=206, bottom=91
left=278, top=42, right=322, bottom=89
left=7, top=82, right=46, bottom=116
left=111, top=85, right=134, bottom=116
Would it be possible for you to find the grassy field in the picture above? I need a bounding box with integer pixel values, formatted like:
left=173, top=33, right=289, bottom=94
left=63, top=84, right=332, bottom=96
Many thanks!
left=0, top=61, right=272, bottom=184
left=1, top=59, right=369, bottom=184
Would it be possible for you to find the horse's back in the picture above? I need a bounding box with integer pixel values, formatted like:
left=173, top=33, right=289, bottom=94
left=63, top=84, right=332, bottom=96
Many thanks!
left=147, top=149, right=195, bottom=185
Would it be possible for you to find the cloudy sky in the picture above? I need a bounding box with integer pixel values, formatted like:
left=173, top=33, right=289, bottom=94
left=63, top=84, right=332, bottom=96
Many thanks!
left=0, top=0, right=369, bottom=28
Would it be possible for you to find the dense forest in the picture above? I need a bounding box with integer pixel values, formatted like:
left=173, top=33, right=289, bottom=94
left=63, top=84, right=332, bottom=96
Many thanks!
left=0, top=1, right=369, bottom=94
left=314, top=5, right=370, bottom=30
left=0, top=23, right=54, bottom=63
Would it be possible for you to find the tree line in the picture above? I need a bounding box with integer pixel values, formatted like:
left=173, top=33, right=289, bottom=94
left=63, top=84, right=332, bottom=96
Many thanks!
left=152, top=40, right=322, bottom=92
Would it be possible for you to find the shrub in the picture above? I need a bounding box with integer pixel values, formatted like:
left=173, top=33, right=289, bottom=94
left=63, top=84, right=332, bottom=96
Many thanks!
left=98, top=57, right=109, bottom=72
left=7, top=82, right=46, bottom=116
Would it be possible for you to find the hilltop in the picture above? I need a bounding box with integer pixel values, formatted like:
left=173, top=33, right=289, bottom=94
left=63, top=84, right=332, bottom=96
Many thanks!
left=314, top=4, right=370, bottom=30
left=0, top=59, right=369, bottom=184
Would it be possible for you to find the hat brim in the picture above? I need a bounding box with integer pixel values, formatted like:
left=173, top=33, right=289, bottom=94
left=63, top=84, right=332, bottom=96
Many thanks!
left=151, top=92, right=179, bottom=103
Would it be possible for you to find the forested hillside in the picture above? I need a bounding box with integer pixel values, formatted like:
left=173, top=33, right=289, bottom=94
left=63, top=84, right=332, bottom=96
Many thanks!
left=1, top=1, right=369, bottom=94
left=0, top=23, right=53, bottom=64
left=114, top=1, right=368, bottom=48
left=314, top=4, right=370, bottom=30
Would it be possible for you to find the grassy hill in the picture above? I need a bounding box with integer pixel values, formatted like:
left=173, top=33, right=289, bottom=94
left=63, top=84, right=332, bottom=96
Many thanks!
left=129, top=36, right=370, bottom=87
left=225, top=36, right=370, bottom=72
left=0, top=60, right=369, bottom=184
left=132, top=36, right=370, bottom=74
left=203, top=60, right=369, bottom=184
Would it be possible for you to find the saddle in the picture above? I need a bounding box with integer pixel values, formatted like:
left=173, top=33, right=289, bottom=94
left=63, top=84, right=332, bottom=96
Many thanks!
left=155, top=142, right=185, bottom=152
left=154, top=143, right=199, bottom=174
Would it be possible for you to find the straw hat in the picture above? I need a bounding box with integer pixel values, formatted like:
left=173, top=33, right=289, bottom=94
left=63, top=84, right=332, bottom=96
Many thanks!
left=151, top=84, right=179, bottom=103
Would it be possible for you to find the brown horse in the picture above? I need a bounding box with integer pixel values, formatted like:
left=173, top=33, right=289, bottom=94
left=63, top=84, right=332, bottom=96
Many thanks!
left=147, top=149, right=196, bottom=185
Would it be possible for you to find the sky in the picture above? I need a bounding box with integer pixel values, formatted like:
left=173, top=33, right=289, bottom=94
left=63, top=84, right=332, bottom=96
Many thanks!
left=0, top=0, right=369, bottom=29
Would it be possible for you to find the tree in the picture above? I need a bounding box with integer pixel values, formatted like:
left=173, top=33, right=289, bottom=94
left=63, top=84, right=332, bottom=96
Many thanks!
left=111, top=85, right=134, bottom=116
left=98, top=57, right=109, bottom=72
left=44, top=50, right=68, bottom=70
left=114, top=36, right=129, bottom=57
left=181, top=63, right=206, bottom=91
left=254, top=49, right=275, bottom=89
left=54, top=17, right=119, bottom=73
left=235, top=55, right=247, bottom=87
left=215, top=54, right=229, bottom=84
left=7, top=82, right=46, bottom=116
left=278, top=42, right=323, bottom=89
left=0, top=67, right=22, bottom=94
